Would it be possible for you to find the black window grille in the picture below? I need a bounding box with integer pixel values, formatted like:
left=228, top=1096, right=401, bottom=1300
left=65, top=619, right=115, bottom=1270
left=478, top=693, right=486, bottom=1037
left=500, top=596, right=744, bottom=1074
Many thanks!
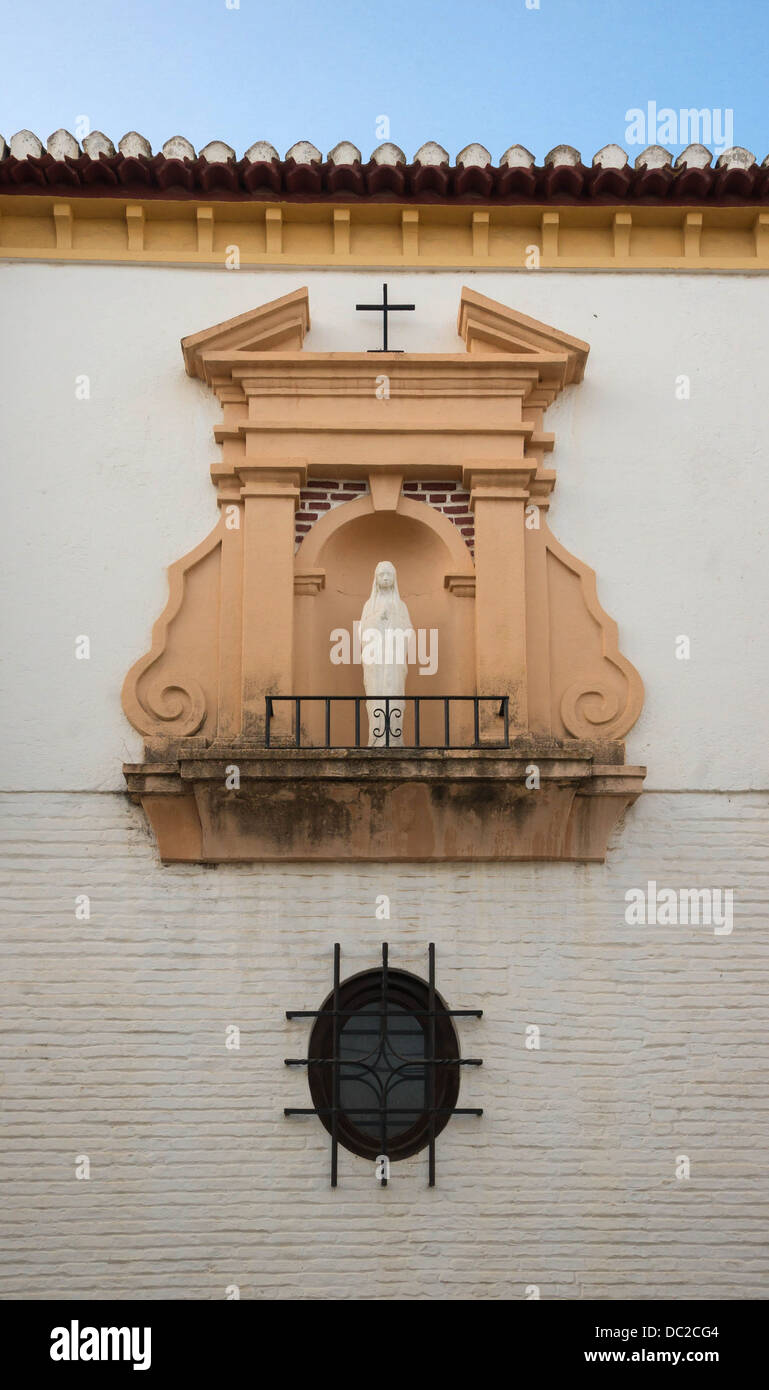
left=285, top=943, right=483, bottom=1186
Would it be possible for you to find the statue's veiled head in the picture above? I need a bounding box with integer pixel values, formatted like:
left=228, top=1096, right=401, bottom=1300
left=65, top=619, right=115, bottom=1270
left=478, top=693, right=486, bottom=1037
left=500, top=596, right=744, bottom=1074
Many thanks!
left=361, top=560, right=411, bottom=631
left=374, top=560, right=396, bottom=592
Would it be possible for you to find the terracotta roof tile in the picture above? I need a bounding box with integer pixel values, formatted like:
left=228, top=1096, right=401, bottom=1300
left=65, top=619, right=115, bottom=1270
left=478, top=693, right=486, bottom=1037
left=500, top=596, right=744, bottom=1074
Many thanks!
left=0, top=131, right=767, bottom=204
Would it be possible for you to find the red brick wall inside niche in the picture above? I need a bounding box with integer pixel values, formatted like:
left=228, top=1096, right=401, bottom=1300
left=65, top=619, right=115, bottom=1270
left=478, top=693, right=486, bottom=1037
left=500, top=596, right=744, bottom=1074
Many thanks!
left=403, top=480, right=474, bottom=554
left=294, top=480, right=368, bottom=549
left=294, top=478, right=475, bottom=553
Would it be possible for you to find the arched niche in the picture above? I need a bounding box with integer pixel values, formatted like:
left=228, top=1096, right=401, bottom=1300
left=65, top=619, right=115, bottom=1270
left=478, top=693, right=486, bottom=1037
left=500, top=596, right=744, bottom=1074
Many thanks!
left=294, top=494, right=475, bottom=746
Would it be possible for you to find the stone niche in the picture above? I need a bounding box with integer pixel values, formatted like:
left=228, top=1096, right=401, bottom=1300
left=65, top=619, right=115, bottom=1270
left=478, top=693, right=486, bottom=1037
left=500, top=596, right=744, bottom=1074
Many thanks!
left=122, top=286, right=645, bottom=862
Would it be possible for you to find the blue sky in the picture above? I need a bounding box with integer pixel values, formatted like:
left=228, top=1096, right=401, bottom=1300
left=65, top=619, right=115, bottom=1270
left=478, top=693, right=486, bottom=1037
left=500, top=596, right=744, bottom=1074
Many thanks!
left=1, top=0, right=766, bottom=163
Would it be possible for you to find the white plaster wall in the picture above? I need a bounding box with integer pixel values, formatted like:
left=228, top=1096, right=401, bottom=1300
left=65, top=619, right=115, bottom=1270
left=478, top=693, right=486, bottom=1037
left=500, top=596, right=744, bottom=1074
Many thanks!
left=0, top=790, right=767, bottom=1301
left=1, top=262, right=768, bottom=792
left=1, top=261, right=768, bottom=1302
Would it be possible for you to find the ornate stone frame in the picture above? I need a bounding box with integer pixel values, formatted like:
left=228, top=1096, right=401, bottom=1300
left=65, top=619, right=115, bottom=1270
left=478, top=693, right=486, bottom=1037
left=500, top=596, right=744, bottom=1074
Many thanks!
left=123, top=286, right=645, bottom=861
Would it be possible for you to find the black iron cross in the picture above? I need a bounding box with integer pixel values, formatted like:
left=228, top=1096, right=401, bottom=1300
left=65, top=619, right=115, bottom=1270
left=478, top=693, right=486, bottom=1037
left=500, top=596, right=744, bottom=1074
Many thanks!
left=355, top=282, right=415, bottom=352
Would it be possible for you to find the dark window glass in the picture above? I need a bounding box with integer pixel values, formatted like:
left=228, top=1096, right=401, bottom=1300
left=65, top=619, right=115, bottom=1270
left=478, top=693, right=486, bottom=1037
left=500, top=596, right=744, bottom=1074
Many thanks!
left=307, top=967, right=460, bottom=1161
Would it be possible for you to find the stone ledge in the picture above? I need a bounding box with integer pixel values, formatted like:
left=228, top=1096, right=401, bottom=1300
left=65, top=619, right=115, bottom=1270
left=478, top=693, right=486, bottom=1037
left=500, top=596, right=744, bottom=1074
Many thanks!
left=123, top=744, right=645, bottom=863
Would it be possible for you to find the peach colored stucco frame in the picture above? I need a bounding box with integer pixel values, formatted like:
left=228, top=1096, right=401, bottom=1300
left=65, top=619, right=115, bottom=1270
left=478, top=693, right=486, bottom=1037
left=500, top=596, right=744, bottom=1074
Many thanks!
left=122, top=287, right=645, bottom=862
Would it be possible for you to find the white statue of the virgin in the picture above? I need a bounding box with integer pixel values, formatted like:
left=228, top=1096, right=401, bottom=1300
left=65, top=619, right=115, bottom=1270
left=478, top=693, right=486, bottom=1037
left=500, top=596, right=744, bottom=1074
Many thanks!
left=359, top=561, right=414, bottom=747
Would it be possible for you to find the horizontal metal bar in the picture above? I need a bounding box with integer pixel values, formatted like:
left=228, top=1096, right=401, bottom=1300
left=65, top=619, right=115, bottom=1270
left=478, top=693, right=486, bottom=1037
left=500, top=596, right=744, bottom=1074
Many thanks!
left=285, top=1057, right=483, bottom=1066
left=294, top=744, right=510, bottom=751
left=267, top=696, right=508, bottom=703
left=286, top=1008, right=483, bottom=1019
left=284, top=1107, right=483, bottom=1117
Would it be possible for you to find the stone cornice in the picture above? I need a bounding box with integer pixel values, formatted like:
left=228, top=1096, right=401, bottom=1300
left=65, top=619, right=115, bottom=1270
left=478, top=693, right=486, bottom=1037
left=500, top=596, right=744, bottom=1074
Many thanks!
left=2, top=194, right=768, bottom=270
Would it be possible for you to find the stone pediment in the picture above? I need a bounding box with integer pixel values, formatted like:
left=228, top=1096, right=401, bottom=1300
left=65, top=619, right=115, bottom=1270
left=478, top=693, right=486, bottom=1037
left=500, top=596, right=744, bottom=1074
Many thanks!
left=182, top=286, right=311, bottom=377
left=457, top=286, right=589, bottom=383
left=122, top=287, right=644, bottom=862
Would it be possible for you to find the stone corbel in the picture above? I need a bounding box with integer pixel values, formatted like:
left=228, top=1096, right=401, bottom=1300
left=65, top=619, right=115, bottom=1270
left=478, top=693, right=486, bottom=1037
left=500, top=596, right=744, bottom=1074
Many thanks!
left=444, top=574, right=476, bottom=597
left=294, top=569, right=326, bottom=596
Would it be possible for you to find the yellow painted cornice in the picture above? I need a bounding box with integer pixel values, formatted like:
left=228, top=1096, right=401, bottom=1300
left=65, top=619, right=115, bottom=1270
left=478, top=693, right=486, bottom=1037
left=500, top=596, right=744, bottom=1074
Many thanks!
left=1, top=195, right=768, bottom=270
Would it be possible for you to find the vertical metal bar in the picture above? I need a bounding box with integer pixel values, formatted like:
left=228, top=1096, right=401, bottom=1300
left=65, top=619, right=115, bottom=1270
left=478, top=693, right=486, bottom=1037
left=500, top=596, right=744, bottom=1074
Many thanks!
left=382, top=283, right=388, bottom=352
left=473, top=697, right=479, bottom=747
left=428, top=942, right=436, bottom=1187
left=295, top=697, right=301, bottom=749
left=331, top=942, right=340, bottom=1188
left=380, top=941, right=388, bottom=1186
left=265, top=697, right=272, bottom=748
left=325, top=697, right=331, bottom=749
left=354, top=697, right=361, bottom=748
left=444, top=697, right=450, bottom=749
left=385, top=697, right=390, bottom=748
left=414, top=697, right=420, bottom=748
left=503, top=696, right=509, bottom=746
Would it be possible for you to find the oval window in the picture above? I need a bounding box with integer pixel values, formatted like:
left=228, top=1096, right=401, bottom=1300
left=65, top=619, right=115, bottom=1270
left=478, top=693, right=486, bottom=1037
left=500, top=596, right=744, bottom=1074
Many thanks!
left=307, top=967, right=460, bottom=1161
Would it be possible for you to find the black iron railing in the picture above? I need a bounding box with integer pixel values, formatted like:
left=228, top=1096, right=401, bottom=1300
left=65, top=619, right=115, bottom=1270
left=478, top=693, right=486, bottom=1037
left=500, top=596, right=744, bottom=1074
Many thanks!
left=264, top=695, right=510, bottom=749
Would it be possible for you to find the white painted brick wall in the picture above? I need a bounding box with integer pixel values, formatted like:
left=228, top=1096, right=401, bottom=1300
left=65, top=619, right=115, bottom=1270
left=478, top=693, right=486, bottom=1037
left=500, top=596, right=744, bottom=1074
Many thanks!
left=1, top=790, right=767, bottom=1301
